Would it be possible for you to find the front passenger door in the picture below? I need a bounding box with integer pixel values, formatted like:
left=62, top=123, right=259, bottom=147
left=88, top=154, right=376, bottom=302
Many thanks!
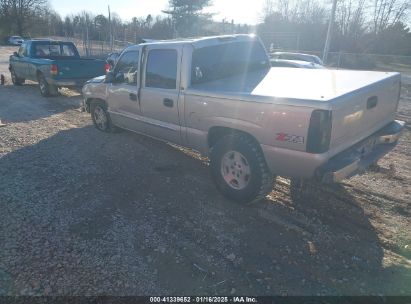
left=107, top=49, right=144, bottom=132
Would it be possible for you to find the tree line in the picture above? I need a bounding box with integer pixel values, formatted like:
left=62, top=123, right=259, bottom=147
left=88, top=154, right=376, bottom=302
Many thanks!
left=259, top=0, right=411, bottom=56
left=0, top=0, right=410, bottom=56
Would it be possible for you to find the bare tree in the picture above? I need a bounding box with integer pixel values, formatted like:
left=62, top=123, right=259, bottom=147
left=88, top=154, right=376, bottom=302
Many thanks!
left=371, top=0, right=409, bottom=33
left=275, top=0, right=326, bottom=23
left=337, top=0, right=366, bottom=38
left=78, top=11, right=93, bottom=56
left=277, top=0, right=290, bottom=20
left=297, top=0, right=326, bottom=24
left=261, top=0, right=275, bottom=20
left=0, top=0, right=48, bottom=35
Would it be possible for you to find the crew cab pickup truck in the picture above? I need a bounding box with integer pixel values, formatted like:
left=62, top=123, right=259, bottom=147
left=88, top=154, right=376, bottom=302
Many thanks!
left=9, top=39, right=108, bottom=97
left=82, top=35, right=404, bottom=203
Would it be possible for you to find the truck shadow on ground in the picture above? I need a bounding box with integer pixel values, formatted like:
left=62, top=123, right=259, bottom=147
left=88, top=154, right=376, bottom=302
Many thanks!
left=0, top=84, right=81, bottom=124
left=0, top=126, right=410, bottom=295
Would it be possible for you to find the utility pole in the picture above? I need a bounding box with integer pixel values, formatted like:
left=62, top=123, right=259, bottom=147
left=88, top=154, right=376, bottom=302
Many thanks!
left=322, top=0, right=337, bottom=65
left=86, top=19, right=89, bottom=56
left=108, top=5, right=113, bottom=52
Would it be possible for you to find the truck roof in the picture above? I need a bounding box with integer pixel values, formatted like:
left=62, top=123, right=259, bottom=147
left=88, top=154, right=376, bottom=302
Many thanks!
left=26, top=39, right=74, bottom=43
left=124, top=34, right=258, bottom=51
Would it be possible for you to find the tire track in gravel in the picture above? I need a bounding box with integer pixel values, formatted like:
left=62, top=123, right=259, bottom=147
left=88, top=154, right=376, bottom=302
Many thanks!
left=71, top=145, right=391, bottom=295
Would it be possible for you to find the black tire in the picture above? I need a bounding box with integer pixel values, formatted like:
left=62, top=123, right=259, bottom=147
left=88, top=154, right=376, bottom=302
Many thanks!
left=210, top=134, right=275, bottom=204
left=10, top=68, right=25, bottom=85
left=38, top=74, right=57, bottom=97
left=90, top=101, right=116, bottom=133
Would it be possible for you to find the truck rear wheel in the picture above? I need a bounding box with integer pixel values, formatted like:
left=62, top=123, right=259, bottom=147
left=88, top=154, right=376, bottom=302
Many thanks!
left=38, top=74, right=57, bottom=97
left=10, top=68, right=25, bottom=85
left=90, top=101, right=116, bottom=133
left=210, top=134, right=275, bottom=204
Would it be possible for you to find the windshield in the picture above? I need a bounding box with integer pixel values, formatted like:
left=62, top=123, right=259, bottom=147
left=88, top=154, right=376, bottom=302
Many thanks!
left=34, top=43, right=79, bottom=58
left=191, top=40, right=269, bottom=85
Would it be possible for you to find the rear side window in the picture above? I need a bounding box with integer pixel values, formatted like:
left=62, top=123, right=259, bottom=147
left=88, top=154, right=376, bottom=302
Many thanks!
left=191, top=41, right=269, bottom=85
left=145, top=49, right=177, bottom=89
left=62, top=45, right=76, bottom=56
left=35, top=45, right=52, bottom=57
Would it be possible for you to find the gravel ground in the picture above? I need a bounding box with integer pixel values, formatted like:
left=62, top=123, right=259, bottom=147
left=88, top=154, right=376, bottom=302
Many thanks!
left=0, top=46, right=410, bottom=296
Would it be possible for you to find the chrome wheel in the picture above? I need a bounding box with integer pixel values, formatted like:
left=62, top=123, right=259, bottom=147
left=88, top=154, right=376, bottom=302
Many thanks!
left=221, top=150, right=251, bottom=190
left=93, top=105, right=108, bottom=130
left=210, top=134, right=275, bottom=203
left=39, top=77, right=47, bottom=94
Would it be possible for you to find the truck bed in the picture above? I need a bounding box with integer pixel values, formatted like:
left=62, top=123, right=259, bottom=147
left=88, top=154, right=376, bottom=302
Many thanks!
left=191, top=68, right=400, bottom=103
left=46, top=58, right=106, bottom=81
left=188, top=67, right=401, bottom=159
left=252, top=68, right=400, bottom=101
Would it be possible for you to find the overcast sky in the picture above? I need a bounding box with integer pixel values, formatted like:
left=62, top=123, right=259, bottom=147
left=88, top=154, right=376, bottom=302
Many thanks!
left=49, top=0, right=267, bottom=25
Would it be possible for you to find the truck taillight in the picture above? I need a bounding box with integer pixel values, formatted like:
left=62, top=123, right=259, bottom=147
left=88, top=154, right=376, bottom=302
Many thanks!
left=306, top=110, right=332, bottom=153
left=50, top=64, right=58, bottom=76
left=105, top=63, right=110, bottom=74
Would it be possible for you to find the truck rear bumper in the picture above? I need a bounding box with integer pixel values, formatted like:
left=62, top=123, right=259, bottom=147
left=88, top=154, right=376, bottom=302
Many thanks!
left=47, top=77, right=89, bottom=88
left=317, top=120, right=405, bottom=183
left=261, top=120, right=404, bottom=181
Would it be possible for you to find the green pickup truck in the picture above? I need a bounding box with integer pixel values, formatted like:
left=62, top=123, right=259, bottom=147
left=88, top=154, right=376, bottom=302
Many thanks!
left=9, top=39, right=108, bottom=97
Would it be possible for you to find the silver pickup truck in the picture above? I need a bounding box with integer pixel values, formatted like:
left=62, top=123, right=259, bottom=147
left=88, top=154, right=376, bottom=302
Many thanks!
left=82, top=34, right=404, bottom=203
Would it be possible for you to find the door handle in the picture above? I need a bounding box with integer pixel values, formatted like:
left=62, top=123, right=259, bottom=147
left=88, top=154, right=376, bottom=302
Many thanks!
left=367, top=96, right=378, bottom=109
left=163, top=98, right=174, bottom=108
left=129, top=93, right=138, bottom=101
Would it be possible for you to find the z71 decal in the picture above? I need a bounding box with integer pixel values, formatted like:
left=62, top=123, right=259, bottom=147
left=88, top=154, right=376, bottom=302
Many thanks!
left=276, top=133, right=305, bottom=144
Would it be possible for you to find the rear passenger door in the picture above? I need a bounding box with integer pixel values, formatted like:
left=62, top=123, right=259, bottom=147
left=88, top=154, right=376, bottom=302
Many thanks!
left=139, top=46, right=182, bottom=144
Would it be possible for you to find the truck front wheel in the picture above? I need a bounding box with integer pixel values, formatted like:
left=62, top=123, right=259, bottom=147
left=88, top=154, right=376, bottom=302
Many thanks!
left=90, top=101, right=116, bottom=133
left=210, top=134, right=275, bottom=204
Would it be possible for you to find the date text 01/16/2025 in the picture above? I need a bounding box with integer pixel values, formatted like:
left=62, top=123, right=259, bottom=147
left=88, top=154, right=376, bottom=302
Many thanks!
left=149, top=296, right=258, bottom=303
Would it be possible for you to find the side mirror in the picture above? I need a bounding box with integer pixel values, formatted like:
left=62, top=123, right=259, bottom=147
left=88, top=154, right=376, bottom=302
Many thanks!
left=105, top=71, right=114, bottom=83
left=107, top=59, right=115, bottom=69
left=107, top=52, right=119, bottom=69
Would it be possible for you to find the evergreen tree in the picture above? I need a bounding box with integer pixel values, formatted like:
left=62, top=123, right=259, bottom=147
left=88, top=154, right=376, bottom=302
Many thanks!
left=163, top=0, right=212, bottom=37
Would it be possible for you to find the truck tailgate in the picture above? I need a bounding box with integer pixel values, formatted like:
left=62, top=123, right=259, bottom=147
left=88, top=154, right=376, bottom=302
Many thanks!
left=330, top=73, right=401, bottom=153
left=55, top=59, right=106, bottom=79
